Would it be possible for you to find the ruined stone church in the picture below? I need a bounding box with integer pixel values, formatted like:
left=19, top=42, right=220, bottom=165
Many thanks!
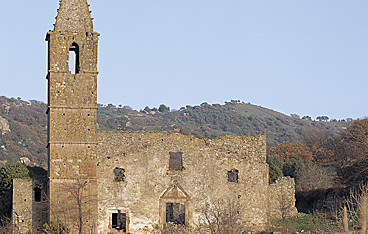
left=12, top=0, right=297, bottom=233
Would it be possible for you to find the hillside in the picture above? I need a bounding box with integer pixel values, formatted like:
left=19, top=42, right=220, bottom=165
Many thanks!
left=0, top=97, right=347, bottom=167
left=98, top=101, right=346, bottom=147
left=0, top=97, right=47, bottom=168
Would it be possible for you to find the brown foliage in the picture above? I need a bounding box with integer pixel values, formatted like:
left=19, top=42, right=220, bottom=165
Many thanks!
left=302, top=129, right=335, bottom=163
left=269, top=130, right=336, bottom=164
left=268, top=142, right=312, bottom=161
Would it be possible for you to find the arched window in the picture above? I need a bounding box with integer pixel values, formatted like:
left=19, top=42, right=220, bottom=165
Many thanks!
left=69, top=42, right=80, bottom=74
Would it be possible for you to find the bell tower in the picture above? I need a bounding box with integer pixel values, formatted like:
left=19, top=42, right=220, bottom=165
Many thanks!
left=46, top=0, right=99, bottom=231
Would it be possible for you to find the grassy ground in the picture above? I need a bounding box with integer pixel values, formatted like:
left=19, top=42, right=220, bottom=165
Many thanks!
left=271, top=212, right=341, bottom=233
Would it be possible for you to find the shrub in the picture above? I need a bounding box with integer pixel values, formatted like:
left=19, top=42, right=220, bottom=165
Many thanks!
left=42, top=219, right=70, bottom=234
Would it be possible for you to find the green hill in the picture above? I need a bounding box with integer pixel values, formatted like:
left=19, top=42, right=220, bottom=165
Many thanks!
left=0, top=97, right=347, bottom=167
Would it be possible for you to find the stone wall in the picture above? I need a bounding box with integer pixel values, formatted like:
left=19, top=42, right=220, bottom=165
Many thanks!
left=12, top=178, right=48, bottom=234
left=46, top=1, right=99, bottom=232
left=269, top=176, right=298, bottom=220
left=96, top=131, right=269, bottom=233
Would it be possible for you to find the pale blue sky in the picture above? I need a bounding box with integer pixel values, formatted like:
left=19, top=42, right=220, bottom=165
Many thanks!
left=0, top=1, right=367, bottom=120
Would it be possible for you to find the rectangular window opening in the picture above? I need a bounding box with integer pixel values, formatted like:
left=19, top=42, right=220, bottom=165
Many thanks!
left=166, top=203, right=185, bottom=225
left=34, top=187, right=42, bottom=202
left=113, top=168, right=125, bottom=182
left=112, top=211, right=127, bottom=232
left=228, top=169, right=239, bottom=183
left=169, top=152, right=183, bottom=171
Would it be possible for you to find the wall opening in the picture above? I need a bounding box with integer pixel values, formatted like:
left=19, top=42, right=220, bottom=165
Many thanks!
left=166, top=203, right=185, bottom=225
left=34, top=187, right=42, bottom=202
left=228, top=169, right=239, bottom=183
left=69, top=42, right=80, bottom=74
left=169, top=152, right=183, bottom=171
left=112, top=211, right=127, bottom=232
left=160, top=183, right=191, bottom=229
left=113, top=167, right=125, bottom=182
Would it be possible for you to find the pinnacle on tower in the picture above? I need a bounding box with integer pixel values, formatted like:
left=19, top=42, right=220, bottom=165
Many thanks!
left=54, top=0, right=93, bottom=32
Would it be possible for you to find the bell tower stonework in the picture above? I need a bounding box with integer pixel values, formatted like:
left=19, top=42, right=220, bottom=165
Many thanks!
left=46, top=0, right=99, bottom=231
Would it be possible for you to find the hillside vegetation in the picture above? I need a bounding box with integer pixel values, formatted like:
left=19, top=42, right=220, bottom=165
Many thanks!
left=0, top=97, right=47, bottom=167
left=99, top=101, right=346, bottom=147
left=0, top=96, right=347, bottom=167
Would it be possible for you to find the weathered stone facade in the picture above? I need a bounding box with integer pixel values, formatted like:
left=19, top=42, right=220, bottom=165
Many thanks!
left=12, top=0, right=297, bottom=233
left=97, top=132, right=270, bottom=233
left=12, top=178, right=48, bottom=233
left=269, top=177, right=298, bottom=220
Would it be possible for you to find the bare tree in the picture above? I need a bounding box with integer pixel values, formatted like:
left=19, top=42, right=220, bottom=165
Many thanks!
left=331, top=183, right=368, bottom=233
left=51, top=177, right=97, bottom=234
left=0, top=217, right=12, bottom=234
left=196, top=198, right=246, bottom=234
left=296, top=165, right=334, bottom=192
left=274, top=192, right=295, bottom=233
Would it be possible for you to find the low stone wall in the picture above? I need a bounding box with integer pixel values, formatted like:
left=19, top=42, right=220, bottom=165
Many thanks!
left=269, top=176, right=298, bottom=220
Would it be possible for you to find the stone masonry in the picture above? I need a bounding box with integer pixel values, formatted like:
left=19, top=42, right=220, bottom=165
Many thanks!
left=269, top=177, right=298, bottom=220
left=97, top=132, right=270, bottom=233
left=12, top=0, right=297, bottom=233
left=12, top=178, right=48, bottom=233
left=46, top=0, right=99, bottom=232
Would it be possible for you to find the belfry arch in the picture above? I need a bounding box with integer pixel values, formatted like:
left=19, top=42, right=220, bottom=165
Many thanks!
left=69, top=42, right=80, bottom=74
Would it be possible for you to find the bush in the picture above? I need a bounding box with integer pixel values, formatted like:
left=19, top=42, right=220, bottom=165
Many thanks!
left=267, top=155, right=284, bottom=183
left=282, top=155, right=307, bottom=178
left=0, top=163, right=30, bottom=218
left=42, top=219, right=70, bottom=234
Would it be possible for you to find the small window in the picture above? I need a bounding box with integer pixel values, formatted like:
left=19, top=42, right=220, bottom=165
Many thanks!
left=113, top=167, right=125, bottom=182
left=169, top=152, right=183, bottom=171
left=112, top=211, right=127, bottom=232
left=34, top=187, right=42, bottom=202
left=228, top=169, right=239, bottom=183
left=166, top=203, right=185, bottom=225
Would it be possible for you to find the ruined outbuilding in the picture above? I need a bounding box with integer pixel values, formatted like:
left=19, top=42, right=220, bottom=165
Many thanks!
left=12, top=0, right=297, bottom=233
